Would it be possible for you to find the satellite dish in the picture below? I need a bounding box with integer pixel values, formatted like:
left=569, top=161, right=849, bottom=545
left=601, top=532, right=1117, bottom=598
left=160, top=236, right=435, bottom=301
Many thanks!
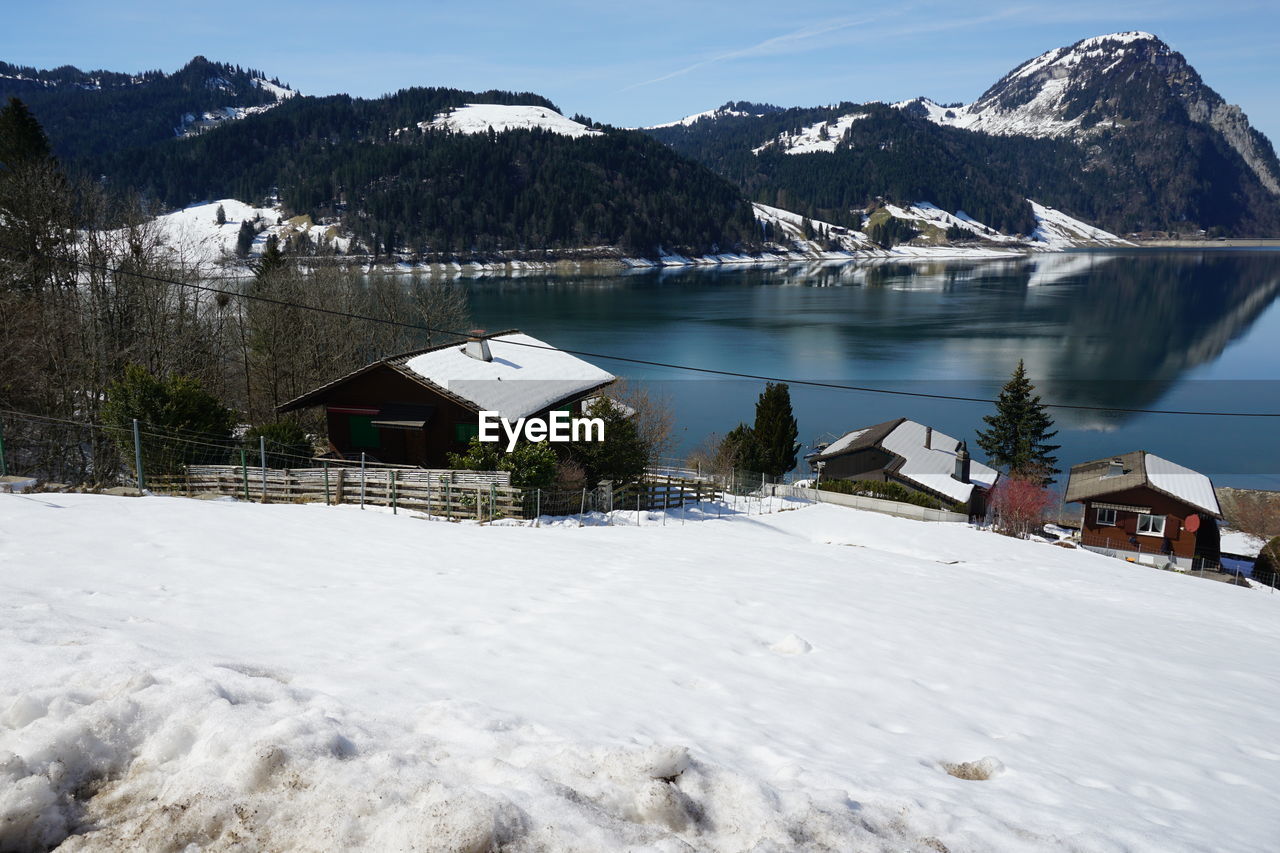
left=1185, top=514, right=1201, bottom=533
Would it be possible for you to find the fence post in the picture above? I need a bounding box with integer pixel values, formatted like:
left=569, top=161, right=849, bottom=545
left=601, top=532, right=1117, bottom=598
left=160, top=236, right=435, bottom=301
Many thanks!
left=132, top=418, right=146, bottom=494
left=579, top=487, right=586, bottom=527
left=391, top=470, right=398, bottom=515
left=240, top=449, right=249, bottom=501
left=257, top=435, right=266, bottom=502
left=324, top=461, right=331, bottom=506
left=446, top=478, right=452, bottom=520
left=535, top=488, right=541, bottom=528
left=335, top=467, right=345, bottom=504
left=0, top=417, right=7, bottom=477
left=478, top=485, right=485, bottom=524
left=360, top=452, right=366, bottom=509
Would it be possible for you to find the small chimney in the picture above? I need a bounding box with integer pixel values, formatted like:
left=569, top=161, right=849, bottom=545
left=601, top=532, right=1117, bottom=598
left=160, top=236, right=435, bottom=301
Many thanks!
left=464, top=331, right=492, bottom=362
left=953, top=440, right=971, bottom=483
left=1106, top=457, right=1124, bottom=478
left=924, top=426, right=932, bottom=449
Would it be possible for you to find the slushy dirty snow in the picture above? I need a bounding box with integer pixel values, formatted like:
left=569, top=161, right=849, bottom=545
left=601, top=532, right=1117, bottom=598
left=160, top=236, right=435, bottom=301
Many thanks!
left=2, top=494, right=1278, bottom=851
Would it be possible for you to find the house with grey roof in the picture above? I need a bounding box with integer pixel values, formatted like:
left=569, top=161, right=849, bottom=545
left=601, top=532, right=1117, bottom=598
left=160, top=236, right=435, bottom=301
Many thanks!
left=1065, top=451, right=1223, bottom=569
left=277, top=330, right=615, bottom=467
left=807, top=418, right=999, bottom=513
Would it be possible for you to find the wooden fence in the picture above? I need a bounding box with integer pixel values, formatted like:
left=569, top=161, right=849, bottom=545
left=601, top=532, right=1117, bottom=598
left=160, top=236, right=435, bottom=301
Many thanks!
left=151, top=465, right=520, bottom=522
left=149, top=465, right=724, bottom=522
left=614, top=476, right=723, bottom=512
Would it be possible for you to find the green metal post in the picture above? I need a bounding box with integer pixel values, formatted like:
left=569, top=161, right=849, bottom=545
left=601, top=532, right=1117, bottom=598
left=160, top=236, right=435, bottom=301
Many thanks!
left=0, top=417, right=7, bottom=477
left=323, top=461, right=331, bottom=506
left=391, top=470, right=398, bottom=515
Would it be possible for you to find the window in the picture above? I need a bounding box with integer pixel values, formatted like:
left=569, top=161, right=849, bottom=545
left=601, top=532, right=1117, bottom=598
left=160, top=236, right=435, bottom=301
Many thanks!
left=1137, top=513, right=1166, bottom=537
left=348, top=415, right=380, bottom=448
left=454, top=422, right=479, bottom=443
left=1095, top=507, right=1117, bottom=526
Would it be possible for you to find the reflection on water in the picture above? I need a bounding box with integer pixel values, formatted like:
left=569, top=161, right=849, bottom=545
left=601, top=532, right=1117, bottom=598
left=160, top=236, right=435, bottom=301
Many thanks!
left=457, top=251, right=1280, bottom=488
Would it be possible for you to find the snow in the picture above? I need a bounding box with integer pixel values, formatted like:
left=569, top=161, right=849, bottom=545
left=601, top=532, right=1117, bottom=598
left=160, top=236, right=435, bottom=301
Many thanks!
left=1028, top=200, right=1130, bottom=248
left=427, top=104, right=602, bottom=138
left=126, top=199, right=351, bottom=271
left=3, top=492, right=1280, bottom=851
left=1145, top=453, right=1222, bottom=517
left=402, top=332, right=615, bottom=420
left=894, top=33, right=1166, bottom=141
left=1220, top=529, right=1267, bottom=558
left=752, top=113, right=866, bottom=155
left=644, top=106, right=758, bottom=129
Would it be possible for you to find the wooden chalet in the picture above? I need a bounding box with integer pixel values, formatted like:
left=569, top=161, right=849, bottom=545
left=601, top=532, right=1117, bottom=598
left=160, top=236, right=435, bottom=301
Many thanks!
left=1065, top=451, right=1223, bottom=568
left=277, top=330, right=615, bottom=467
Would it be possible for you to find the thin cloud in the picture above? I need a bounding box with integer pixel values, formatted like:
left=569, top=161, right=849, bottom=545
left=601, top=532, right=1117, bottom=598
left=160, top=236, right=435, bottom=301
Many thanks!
left=622, top=13, right=897, bottom=91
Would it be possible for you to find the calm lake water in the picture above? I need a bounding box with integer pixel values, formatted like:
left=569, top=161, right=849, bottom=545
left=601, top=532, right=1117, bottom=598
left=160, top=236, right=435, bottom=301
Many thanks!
left=462, top=250, right=1280, bottom=489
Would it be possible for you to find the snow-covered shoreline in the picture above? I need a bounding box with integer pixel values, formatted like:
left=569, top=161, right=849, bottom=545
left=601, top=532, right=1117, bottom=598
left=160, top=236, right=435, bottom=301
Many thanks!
left=135, top=198, right=1129, bottom=278
left=3, top=492, right=1278, bottom=851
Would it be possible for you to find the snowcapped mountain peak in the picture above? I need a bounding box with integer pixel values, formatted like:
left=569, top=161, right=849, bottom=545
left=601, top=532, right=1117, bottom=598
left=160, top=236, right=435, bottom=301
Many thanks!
left=892, top=31, right=1280, bottom=196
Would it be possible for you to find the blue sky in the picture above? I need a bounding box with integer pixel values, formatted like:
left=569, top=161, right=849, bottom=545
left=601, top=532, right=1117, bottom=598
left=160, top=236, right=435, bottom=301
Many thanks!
left=5, top=0, right=1279, bottom=142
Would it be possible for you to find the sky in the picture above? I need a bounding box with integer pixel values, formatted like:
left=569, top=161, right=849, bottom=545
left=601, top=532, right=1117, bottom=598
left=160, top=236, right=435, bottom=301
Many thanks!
left=4, top=0, right=1279, bottom=143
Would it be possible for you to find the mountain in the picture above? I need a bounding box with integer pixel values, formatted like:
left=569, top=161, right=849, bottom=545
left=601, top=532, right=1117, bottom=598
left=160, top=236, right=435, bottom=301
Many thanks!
left=648, top=33, right=1280, bottom=237
left=73, top=85, right=757, bottom=257
left=0, top=56, right=295, bottom=161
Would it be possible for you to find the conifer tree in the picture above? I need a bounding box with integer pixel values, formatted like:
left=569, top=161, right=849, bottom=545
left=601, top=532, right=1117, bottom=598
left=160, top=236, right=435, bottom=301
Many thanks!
left=975, top=360, right=1060, bottom=484
left=215, top=203, right=226, bottom=225
left=0, top=98, right=52, bottom=168
left=751, top=382, right=799, bottom=478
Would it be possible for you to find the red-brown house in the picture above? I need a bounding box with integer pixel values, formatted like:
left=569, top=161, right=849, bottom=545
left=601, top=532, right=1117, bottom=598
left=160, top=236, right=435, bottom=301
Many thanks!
left=1065, top=451, right=1223, bottom=569
left=277, top=330, right=615, bottom=467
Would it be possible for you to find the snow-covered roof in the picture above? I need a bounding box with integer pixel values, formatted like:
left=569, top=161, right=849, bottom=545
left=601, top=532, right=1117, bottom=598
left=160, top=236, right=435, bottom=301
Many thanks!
left=879, top=420, right=999, bottom=503
left=813, top=418, right=998, bottom=504
left=1144, top=453, right=1222, bottom=518
left=400, top=332, right=615, bottom=420
left=1065, top=451, right=1222, bottom=517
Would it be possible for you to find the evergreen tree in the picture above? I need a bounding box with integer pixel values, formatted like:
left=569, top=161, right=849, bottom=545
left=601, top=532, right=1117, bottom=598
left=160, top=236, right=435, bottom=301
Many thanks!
left=975, top=360, right=1060, bottom=484
left=569, top=397, right=648, bottom=484
left=215, top=203, right=226, bottom=225
left=0, top=97, right=52, bottom=168
left=750, top=382, right=799, bottom=478
left=235, top=220, right=256, bottom=257
left=720, top=423, right=761, bottom=473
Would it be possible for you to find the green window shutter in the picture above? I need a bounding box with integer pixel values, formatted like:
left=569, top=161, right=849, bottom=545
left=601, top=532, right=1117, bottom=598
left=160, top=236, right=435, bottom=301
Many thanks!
left=455, top=422, right=479, bottom=442
left=349, top=415, right=381, bottom=448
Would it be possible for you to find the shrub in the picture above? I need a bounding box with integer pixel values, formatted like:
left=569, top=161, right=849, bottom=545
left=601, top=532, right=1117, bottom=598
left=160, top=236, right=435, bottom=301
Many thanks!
left=1253, top=537, right=1280, bottom=586
left=448, top=437, right=557, bottom=489
left=989, top=475, right=1058, bottom=538
left=816, top=478, right=957, bottom=511
left=102, top=365, right=237, bottom=477
left=242, top=420, right=313, bottom=468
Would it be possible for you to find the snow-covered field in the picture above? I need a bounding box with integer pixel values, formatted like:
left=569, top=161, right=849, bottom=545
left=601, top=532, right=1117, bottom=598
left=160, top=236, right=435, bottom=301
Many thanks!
left=3, top=493, right=1278, bottom=851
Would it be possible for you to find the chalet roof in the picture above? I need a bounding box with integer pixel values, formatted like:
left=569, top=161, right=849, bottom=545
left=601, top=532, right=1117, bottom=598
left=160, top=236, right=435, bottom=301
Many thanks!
left=1065, top=451, right=1222, bottom=518
left=277, top=330, right=616, bottom=420
left=813, top=418, right=999, bottom=504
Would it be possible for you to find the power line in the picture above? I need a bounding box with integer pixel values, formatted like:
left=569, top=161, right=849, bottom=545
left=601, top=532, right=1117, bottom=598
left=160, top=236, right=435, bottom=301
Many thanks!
left=67, top=259, right=1280, bottom=418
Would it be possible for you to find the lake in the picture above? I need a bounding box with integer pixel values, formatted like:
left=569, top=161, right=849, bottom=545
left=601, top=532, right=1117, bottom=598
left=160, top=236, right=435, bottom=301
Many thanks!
left=461, top=250, right=1280, bottom=489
